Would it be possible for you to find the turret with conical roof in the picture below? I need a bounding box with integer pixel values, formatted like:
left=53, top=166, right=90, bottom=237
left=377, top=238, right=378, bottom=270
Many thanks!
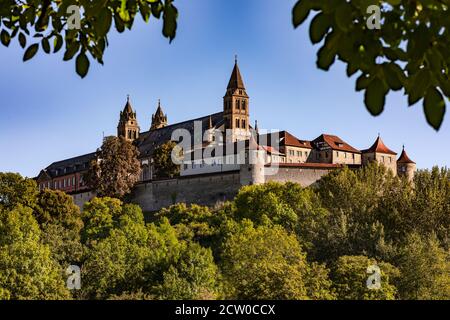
left=150, top=99, right=168, bottom=130
left=361, top=134, right=397, bottom=174
left=223, top=56, right=250, bottom=142
left=397, top=146, right=416, bottom=181
left=117, top=95, right=140, bottom=141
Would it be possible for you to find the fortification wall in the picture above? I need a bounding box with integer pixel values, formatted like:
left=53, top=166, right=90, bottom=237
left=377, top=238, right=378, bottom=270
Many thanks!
left=130, top=171, right=242, bottom=212
left=71, top=166, right=337, bottom=212
left=72, top=191, right=96, bottom=209
left=265, top=166, right=333, bottom=187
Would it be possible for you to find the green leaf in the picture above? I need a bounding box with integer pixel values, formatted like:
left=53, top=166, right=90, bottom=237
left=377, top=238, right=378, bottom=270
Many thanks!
left=292, top=0, right=311, bottom=28
left=18, top=32, right=26, bottom=48
left=383, top=63, right=404, bottom=91
left=317, top=45, right=335, bottom=70
left=346, top=62, right=358, bottom=77
left=309, top=13, right=331, bottom=44
left=114, top=14, right=125, bottom=33
left=119, top=0, right=130, bottom=22
left=163, top=2, right=178, bottom=42
left=364, top=78, right=388, bottom=116
left=63, top=42, right=80, bottom=61
left=96, top=9, right=112, bottom=37
left=356, top=74, right=372, bottom=91
left=23, top=43, right=39, bottom=61
left=54, top=35, right=63, bottom=53
left=0, top=30, right=10, bottom=47
left=42, top=38, right=50, bottom=54
left=424, top=87, right=446, bottom=130
left=76, top=52, right=90, bottom=78
left=407, top=69, right=431, bottom=106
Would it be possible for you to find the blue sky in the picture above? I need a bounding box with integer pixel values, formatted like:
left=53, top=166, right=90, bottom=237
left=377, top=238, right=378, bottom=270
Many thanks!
left=0, top=0, right=448, bottom=177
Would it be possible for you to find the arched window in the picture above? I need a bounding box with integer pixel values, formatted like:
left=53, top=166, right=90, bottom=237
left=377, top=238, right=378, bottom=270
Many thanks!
left=242, top=100, right=246, bottom=111
left=235, top=118, right=240, bottom=128
left=236, top=100, right=240, bottom=109
left=241, top=119, right=246, bottom=129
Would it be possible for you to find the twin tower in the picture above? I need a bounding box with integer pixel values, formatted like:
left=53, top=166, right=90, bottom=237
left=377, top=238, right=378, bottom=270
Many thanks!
left=117, top=59, right=251, bottom=142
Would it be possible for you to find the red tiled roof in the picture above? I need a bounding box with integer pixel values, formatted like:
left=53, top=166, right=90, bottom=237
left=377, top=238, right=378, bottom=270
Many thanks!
left=397, top=148, right=415, bottom=164
left=260, top=145, right=283, bottom=155
left=361, top=136, right=397, bottom=155
left=257, top=131, right=312, bottom=149
left=283, top=131, right=312, bottom=149
left=312, top=134, right=361, bottom=153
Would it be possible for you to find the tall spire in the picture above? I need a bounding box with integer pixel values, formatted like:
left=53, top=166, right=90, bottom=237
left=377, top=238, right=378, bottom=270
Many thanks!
left=123, top=95, right=134, bottom=114
left=151, top=99, right=168, bottom=130
left=155, top=99, right=164, bottom=116
left=227, top=57, right=245, bottom=90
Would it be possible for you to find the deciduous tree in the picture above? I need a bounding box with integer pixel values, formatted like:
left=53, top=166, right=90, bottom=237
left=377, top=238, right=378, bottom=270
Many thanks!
left=0, top=205, right=70, bottom=299
left=0, top=172, right=38, bottom=209
left=152, top=141, right=180, bottom=178
left=85, top=136, right=141, bottom=199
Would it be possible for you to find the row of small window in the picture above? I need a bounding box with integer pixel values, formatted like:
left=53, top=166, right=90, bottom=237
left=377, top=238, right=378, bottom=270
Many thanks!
left=235, top=119, right=247, bottom=129
left=364, top=155, right=393, bottom=163
left=183, top=159, right=226, bottom=170
left=288, top=150, right=310, bottom=157
left=128, top=130, right=138, bottom=140
left=39, top=176, right=84, bottom=191
left=55, top=163, right=89, bottom=175
left=316, top=151, right=356, bottom=160
left=225, top=99, right=247, bottom=111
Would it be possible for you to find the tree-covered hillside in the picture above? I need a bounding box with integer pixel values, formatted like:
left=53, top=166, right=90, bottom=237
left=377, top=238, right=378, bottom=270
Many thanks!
left=0, top=163, right=448, bottom=300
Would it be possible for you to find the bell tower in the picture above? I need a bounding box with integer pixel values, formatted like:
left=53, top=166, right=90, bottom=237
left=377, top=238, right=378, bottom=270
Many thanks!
left=117, top=95, right=140, bottom=141
left=223, top=57, right=250, bottom=142
left=150, top=99, right=168, bottom=130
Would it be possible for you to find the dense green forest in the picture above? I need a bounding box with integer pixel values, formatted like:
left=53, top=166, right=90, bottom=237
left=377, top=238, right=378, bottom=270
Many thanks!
left=0, top=163, right=448, bottom=300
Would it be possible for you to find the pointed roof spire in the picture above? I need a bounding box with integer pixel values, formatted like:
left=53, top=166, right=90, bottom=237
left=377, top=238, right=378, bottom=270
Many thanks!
left=362, top=135, right=397, bottom=155
left=155, top=99, right=164, bottom=116
left=123, top=94, right=134, bottom=113
left=397, top=146, right=415, bottom=164
left=227, top=56, right=245, bottom=90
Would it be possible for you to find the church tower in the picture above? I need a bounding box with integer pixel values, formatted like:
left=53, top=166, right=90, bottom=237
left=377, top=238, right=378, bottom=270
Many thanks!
left=117, top=96, right=140, bottom=141
left=223, top=57, right=250, bottom=142
left=150, top=99, right=168, bottom=130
